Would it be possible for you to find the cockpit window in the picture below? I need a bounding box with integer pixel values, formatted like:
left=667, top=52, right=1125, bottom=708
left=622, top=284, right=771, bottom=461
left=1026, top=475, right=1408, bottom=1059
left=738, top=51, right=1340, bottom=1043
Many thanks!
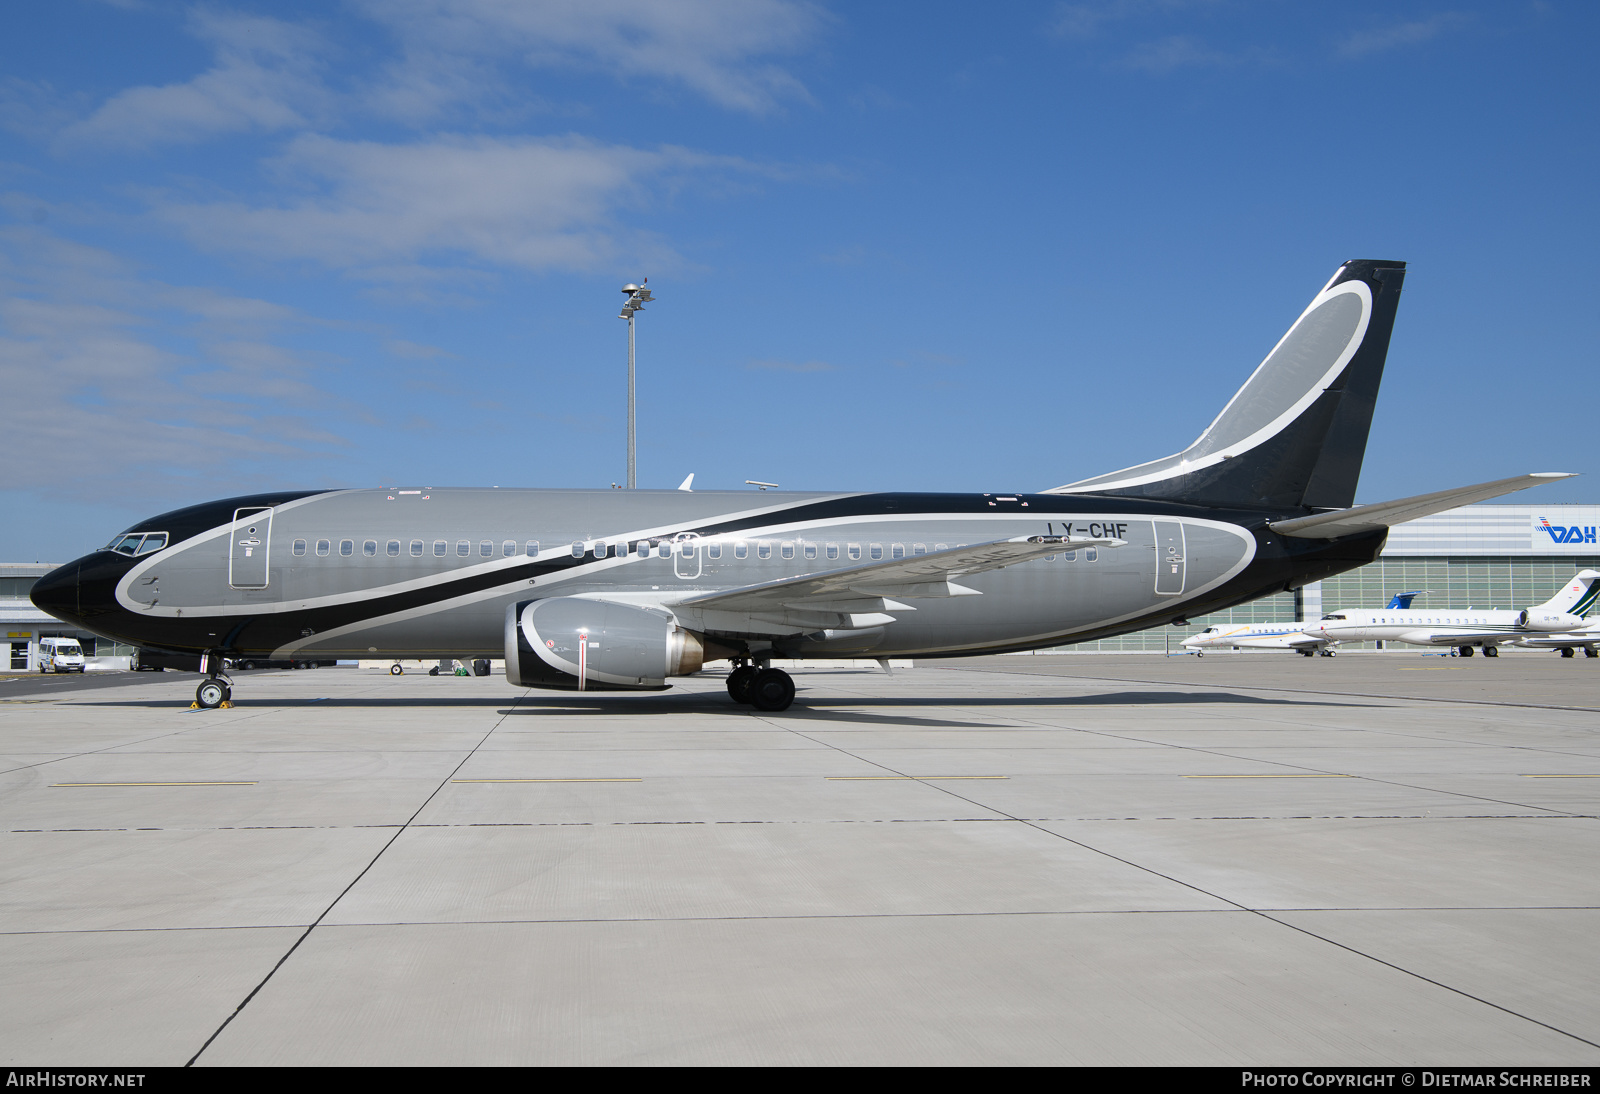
left=1322, top=613, right=1346, bottom=620
left=107, top=532, right=169, bottom=556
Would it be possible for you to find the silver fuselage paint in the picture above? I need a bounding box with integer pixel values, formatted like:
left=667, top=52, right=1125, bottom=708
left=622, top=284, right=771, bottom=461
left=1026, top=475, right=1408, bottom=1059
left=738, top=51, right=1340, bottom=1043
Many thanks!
left=86, top=488, right=1258, bottom=661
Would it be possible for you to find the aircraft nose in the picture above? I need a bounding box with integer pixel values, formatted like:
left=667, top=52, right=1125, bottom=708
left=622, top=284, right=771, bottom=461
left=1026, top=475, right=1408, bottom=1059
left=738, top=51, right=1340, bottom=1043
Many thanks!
left=30, top=560, right=81, bottom=623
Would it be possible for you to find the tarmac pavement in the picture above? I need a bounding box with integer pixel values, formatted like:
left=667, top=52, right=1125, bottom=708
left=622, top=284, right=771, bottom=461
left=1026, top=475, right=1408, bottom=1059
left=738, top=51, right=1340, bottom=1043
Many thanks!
left=2, top=654, right=1597, bottom=1065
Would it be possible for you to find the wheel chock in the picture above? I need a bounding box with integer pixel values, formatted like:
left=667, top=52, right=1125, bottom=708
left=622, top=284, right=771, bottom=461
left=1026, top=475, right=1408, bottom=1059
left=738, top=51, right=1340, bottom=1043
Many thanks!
left=220, top=700, right=234, bottom=708
left=189, top=701, right=200, bottom=709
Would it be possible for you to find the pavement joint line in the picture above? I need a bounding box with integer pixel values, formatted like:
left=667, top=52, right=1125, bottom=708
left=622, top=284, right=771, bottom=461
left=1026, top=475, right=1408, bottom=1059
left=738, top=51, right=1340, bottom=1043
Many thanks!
left=1183, top=774, right=1351, bottom=779
left=50, top=777, right=259, bottom=786
left=185, top=689, right=530, bottom=1067
left=1521, top=774, right=1600, bottom=778
left=824, top=775, right=1008, bottom=780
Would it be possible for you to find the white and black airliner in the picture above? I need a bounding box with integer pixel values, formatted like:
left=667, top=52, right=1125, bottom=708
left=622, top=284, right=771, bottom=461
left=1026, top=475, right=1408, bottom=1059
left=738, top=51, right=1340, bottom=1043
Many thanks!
left=31, top=260, right=1574, bottom=710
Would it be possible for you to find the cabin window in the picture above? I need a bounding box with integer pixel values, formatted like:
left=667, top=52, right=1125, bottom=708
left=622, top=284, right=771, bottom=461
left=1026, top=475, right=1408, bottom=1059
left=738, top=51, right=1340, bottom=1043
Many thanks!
left=681, top=541, right=696, bottom=559
left=752, top=542, right=768, bottom=560
left=316, top=539, right=331, bottom=556
left=502, top=541, right=515, bottom=556
left=781, top=542, right=794, bottom=560
left=658, top=542, right=672, bottom=558
left=935, top=543, right=948, bottom=551
left=847, top=543, right=861, bottom=561
left=595, top=542, right=609, bottom=559
left=480, top=540, right=493, bottom=557
left=826, top=544, right=839, bottom=560
left=456, top=540, right=470, bottom=557
left=735, top=542, right=748, bottom=560
left=803, top=543, right=817, bottom=560
left=1085, top=548, right=1098, bottom=562
left=891, top=543, right=905, bottom=559
left=340, top=540, right=354, bottom=557
left=293, top=539, right=307, bottom=556
left=363, top=540, right=377, bottom=557
left=1063, top=551, right=1076, bottom=561
left=708, top=543, right=722, bottom=559
left=409, top=540, right=422, bottom=557
left=913, top=544, right=926, bottom=556
left=571, top=542, right=584, bottom=558
left=869, top=544, right=883, bottom=561
left=433, top=540, right=446, bottom=557
left=525, top=541, right=539, bottom=556
left=386, top=540, right=399, bottom=557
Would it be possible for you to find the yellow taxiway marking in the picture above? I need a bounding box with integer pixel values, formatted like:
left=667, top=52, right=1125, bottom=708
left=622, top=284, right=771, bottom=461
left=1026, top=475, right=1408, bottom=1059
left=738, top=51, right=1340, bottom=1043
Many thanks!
left=1184, top=774, right=1351, bottom=779
left=1520, top=774, right=1600, bottom=778
left=50, top=777, right=259, bottom=786
left=1398, top=667, right=1466, bottom=671
left=451, top=778, right=642, bottom=783
left=826, top=775, right=1009, bottom=781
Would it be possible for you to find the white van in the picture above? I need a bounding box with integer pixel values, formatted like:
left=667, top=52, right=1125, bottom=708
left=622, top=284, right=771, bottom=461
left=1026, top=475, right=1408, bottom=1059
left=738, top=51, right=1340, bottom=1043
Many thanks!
left=38, top=637, right=86, bottom=673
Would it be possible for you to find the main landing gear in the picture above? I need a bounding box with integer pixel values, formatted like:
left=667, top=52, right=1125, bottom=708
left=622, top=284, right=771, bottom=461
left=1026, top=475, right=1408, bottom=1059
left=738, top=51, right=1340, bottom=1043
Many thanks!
left=726, top=659, right=795, bottom=712
left=192, top=651, right=233, bottom=709
left=1456, top=646, right=1474, bottom=658
left=1483, top=645, right=1499, bottom=658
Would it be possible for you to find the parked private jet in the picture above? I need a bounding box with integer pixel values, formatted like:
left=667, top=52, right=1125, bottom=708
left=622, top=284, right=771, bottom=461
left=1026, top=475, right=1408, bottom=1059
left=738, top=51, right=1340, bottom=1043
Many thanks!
left=1181, top=592, right=1419, bottom=657
left=1308, top=570, right=1600, bottom=657
left=31, top=260, right=1576, bottom=710
left=1515, top=616, right=1600, bottom=658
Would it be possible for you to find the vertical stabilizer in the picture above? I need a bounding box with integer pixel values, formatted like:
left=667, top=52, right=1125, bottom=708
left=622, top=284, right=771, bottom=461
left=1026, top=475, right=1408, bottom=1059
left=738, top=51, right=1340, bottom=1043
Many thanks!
left=1046, top=259, right=1406, bottom=510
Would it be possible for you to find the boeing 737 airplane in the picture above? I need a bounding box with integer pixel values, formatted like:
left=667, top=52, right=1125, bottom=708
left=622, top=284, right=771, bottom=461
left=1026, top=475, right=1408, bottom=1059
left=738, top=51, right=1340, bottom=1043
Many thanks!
left=1308, top=570, right=1600, bottom=657
left=29, top=260, right=1577, bottom=710
left=1181, top=592, right=1419, bottom=657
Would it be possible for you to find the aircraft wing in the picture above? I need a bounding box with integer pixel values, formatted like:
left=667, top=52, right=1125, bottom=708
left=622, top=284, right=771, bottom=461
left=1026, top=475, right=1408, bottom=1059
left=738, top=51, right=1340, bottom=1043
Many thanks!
left=1284, top=634, right=1328, bottom=650
left=1268, top=473, right=1576, bottom=540
left=673, top=535, right=1123, bottom=621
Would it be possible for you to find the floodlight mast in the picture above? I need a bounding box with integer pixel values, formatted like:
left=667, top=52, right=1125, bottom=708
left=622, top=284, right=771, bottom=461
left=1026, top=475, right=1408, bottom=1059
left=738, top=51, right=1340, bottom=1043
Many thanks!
left=619, top=280, right=654, bottom=489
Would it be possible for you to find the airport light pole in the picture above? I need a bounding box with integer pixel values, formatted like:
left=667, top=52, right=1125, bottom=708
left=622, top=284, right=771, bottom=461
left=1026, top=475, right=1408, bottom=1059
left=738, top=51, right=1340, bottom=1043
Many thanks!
left=619, top=280, right=653, bottom=489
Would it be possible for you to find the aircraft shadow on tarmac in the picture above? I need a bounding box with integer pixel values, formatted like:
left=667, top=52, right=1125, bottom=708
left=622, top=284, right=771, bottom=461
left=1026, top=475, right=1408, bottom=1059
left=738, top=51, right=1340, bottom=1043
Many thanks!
left=70, top=689, right=1375, bottom=719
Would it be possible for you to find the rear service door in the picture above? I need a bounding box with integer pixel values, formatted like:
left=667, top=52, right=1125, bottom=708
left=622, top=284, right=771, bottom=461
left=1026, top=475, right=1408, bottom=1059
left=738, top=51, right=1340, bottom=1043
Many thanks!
left=229, top=507, right=273, bottom=589
left=1153, top=520, right=1186, bottom=595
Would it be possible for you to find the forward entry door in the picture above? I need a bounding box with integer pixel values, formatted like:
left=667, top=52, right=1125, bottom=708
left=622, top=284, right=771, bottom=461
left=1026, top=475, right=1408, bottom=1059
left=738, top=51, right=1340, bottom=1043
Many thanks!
left=229, top=507, right=273, bottom=589
left=1153, top=520, right=1186, bottom=595
left=673, top=533, right=702, bottom=580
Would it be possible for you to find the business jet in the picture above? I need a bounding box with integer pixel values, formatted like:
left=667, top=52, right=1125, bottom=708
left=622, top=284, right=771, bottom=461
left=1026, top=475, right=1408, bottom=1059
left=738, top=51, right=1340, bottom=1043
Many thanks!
left=30, top=260, right=1576, bottom=710
left=1181, top=592, right=1418, bottom=657
left=1308, top=570, right=1600, bottom=657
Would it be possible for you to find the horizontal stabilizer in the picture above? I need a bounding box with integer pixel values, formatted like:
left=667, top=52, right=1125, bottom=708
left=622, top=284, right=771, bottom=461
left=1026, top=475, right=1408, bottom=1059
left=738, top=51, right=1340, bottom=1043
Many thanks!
left=1269, top=473, right=1577, bottom=540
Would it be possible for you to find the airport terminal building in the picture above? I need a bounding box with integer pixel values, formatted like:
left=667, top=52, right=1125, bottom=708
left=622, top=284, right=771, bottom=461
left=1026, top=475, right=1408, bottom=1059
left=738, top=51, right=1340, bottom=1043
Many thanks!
left=4, top=503, right=1599, bottom=668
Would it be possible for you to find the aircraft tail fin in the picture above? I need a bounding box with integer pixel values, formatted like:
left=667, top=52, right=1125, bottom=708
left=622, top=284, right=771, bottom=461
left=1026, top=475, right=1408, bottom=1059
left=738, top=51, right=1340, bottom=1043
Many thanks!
left=1386, top=591, right=1422, bottom=610
left=1537, top=569, right=1600, bottom=617
left=1045, top=259, right=1406, bottom=510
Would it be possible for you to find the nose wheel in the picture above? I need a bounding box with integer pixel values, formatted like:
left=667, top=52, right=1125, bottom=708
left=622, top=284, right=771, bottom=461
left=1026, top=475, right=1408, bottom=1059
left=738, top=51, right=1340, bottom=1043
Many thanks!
left=194, top=678, right=231, bottom=709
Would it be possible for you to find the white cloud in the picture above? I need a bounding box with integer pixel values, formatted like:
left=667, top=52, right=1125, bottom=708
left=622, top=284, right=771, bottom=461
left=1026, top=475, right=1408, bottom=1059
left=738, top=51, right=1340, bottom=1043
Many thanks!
left=154, top=133, right=753, bottom=276
left=0, top=226, right=348, bottom=502
left=54, top=11, right=329, bottom=152
left=1338, top=14, right=1469, bottom=59
left=361, top=0, right=825, bottom=115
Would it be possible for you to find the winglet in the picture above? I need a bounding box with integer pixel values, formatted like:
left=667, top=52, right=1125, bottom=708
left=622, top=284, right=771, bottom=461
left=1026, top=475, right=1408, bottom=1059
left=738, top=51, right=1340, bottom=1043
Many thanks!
left=677, top=473, right=694, bottom=492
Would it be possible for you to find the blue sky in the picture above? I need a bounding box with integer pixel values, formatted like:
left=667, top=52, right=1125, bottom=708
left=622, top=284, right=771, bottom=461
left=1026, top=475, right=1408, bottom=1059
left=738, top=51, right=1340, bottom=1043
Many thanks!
left=2, top=0, right=1594, bottom=560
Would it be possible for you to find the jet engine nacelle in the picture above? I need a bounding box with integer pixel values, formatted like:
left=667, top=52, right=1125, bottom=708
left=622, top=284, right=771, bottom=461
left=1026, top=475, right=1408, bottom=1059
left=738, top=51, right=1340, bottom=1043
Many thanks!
left=1519, top=609, right=1583, bottom=632
left=504, top=598, right=714, bottom=690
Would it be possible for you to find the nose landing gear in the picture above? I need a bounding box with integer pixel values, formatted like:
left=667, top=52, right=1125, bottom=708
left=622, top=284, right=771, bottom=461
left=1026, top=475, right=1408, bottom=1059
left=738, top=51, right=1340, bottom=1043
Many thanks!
left=192, top=651, right=233, bottom=709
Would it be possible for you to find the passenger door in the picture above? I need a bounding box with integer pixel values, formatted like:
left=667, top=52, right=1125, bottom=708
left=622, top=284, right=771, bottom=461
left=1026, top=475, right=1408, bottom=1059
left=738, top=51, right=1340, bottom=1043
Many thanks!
left=229, top=507, right=273, bottom=589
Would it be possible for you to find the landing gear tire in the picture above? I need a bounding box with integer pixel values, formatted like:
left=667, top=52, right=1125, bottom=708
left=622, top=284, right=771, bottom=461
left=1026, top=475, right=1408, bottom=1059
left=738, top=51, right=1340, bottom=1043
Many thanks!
left=1560, top=647, right=1575, bottom=658
left=749, top=668, right=796, bottom=712
left=727, top=665, right=757, bottom=703
left=238, top=660, right=256, bottom=671
left=390, top=663, right=403, bottom=676
left=1586, top=648, right=1599, bottom=659
left=1300, top=650, right=1314, bottom=657
left=1484, top=646, right=1499, bottom=658
left=1459, top=646, right=1474, bottom=658
left=195, top=679, right=230, bottom=709
left=1319, top=649, right=1336, bottom=657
